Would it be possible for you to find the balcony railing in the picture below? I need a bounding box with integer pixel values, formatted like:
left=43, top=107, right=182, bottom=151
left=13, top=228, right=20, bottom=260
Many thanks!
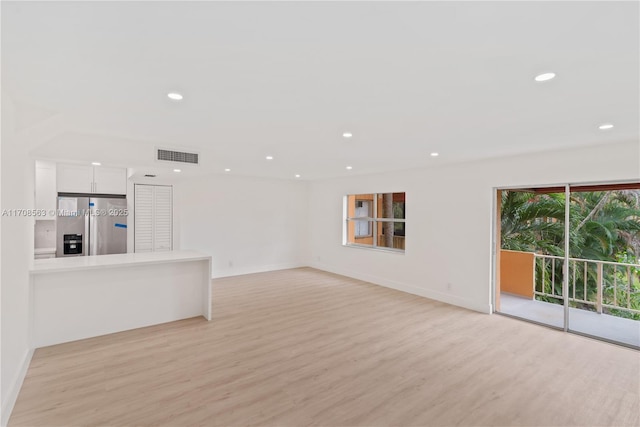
left=534, top=254, right=640, bottom=316
left=377, top=235, right=405, bottom=250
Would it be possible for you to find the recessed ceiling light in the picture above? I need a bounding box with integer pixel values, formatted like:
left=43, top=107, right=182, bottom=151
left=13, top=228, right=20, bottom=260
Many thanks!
left=343, top=132, right=353, bottom=138
left=167, top=92, right=183, bottom=101
left=346, top=166, right=353, bottom=170
left=91, top=162, right=101, bottom=166
left=173, top=169, right=181, bottom=173
left=534, top=72, right=556, bottom=82
left=224, top=168, right=231, bottom=172
left=295, top=174, right=301, bottom=178
left=430, top=152, right=439, bottom=157
left=598, top=123, right=614, bottom=130
left=266, top=156, right=274, bottom=160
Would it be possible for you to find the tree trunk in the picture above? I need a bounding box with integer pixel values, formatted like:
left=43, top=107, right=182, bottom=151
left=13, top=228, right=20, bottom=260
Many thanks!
left=382, top=194, right=394, bottom=248
left=576, top=192, right=611, bottom=232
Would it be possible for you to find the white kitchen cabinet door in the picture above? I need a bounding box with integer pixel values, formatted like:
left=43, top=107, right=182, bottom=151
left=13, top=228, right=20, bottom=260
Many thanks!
left=57, top=163, right=127, bottom=195
left=57, top=164, right=93, bottom=193
left=93, top=166, right=127, bottom=195
left=134, top=184, right=172, bottom=253
left=35, top=160, right=57, bottom=217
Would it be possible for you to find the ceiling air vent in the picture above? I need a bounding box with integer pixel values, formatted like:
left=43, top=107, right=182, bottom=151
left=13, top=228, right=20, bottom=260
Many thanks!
left=157, top=149, right=199, bottom=165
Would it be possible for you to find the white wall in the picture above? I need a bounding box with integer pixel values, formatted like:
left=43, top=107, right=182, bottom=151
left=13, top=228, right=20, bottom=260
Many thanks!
left=1, top=97, right=35, bottom=426
left=0, top=60, right=3, bottom=427
left=309, top=141, right=640, bottom=314
left=175, top=173, right=309, bottom=278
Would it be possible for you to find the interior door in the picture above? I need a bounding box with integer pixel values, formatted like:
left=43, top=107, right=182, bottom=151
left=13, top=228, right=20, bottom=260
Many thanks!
left=134, top=185, right=154, bottom=253
left=152, top=186, right=173, bottom=251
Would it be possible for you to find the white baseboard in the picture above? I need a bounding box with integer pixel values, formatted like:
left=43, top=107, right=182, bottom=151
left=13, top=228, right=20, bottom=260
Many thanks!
left=1, top=348, right=34, bottom=427
left=310, top=262, right=492, bottom=314
left=212, top=262, right=307, bottom=279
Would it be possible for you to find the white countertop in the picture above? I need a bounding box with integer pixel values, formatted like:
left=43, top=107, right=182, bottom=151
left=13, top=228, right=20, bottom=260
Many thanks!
left=30, top=250, right=211, bottom=274
left=34, top=247, right=56, bottom=255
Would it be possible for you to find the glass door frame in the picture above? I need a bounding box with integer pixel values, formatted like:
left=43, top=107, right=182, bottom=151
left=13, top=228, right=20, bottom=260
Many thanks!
left=491, top=183, right=569, bottom=330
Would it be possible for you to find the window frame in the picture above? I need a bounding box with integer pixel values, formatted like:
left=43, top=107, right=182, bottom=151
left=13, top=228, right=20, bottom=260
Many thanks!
left=343, top=192, right=406, bottom=253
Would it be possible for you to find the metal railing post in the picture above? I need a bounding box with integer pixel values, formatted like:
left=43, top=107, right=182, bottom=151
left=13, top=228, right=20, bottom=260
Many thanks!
left=627, top=266, right=632, bottom=310
left=596, top=262, right=603, bottom=314
left=541, top=258, right=545, bottom=294
left=532, top=256, right=536, bottom=300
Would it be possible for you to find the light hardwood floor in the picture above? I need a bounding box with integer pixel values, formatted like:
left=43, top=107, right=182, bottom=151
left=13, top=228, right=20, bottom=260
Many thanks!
left=9, top=268, right=640, bottom=426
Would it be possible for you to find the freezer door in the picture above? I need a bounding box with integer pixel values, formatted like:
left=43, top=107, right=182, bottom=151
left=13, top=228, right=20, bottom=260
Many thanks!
left=89, top=197, right=128, bottom=255
left=56, top=197, right=89, bottom=257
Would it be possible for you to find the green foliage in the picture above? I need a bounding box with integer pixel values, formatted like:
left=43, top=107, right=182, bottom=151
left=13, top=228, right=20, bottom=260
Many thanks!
left=501, top=191, right=566, bottom=256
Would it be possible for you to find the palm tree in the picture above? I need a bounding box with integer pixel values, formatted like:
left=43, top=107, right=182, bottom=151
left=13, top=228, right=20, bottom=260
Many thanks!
left=501, top=191, right=565, bottom=256
left=501, top=189, right=640, bottom=261
left=569, top=191, right=640, bottom=261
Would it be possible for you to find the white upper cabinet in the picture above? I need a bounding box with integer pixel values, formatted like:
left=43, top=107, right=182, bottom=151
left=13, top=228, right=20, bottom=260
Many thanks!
left=57, top=164, right=93, bottom=193
left=57, top=164, right=127, bottom=195
left=93, top=166, right=127, bottom=195
left=35, top=160, right=57, bottom=218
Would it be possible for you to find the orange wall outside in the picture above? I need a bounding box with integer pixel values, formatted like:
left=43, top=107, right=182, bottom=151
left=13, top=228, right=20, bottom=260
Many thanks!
left=500, top=250, right=535, bottom=298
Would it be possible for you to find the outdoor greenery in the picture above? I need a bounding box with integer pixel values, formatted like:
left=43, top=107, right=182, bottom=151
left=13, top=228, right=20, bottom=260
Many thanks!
left=501, top=189, right=640, bottom=320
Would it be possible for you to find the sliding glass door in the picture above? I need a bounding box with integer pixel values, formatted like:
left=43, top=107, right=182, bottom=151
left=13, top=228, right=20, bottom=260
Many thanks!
left=496, top=187, right=566, bottom=329
left=495, top=183, right=640, bottom=349
left=566, top=186, right=640, bottom=347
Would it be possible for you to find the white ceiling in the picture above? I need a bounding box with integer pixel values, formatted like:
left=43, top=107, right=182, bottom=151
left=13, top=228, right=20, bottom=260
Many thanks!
left=3, top=1, right=639, bottom=180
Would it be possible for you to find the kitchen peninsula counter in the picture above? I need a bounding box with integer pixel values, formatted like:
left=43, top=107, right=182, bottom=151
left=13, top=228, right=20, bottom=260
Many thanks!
left=31, top=250, right=212, bottom=274
left=29, top=250, right=212, bottom=348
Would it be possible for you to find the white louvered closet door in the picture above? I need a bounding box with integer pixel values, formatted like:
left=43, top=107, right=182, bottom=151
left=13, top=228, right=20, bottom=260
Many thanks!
left=134, top=185, right=154, bottom=252
left=134, top=184, right=173, bottom=253
left=153, top=186, right=173, bottom=251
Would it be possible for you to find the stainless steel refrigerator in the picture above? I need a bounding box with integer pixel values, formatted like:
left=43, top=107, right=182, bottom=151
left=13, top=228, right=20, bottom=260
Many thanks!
left=56, top=195, right=128, bottom=257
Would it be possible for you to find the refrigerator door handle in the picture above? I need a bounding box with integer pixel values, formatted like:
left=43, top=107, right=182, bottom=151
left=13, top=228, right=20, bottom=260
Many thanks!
left=85, top=210, right=90, bottom=256
left=89, top=199, right=97, bottom=256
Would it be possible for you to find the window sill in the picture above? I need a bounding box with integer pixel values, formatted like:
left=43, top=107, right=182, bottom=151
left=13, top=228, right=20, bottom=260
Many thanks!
left=343, top=243, right=405, bottom=254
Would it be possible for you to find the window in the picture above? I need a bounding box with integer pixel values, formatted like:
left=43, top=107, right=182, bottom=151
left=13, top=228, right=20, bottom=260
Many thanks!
left=344, top=192, right=406, bottom=251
